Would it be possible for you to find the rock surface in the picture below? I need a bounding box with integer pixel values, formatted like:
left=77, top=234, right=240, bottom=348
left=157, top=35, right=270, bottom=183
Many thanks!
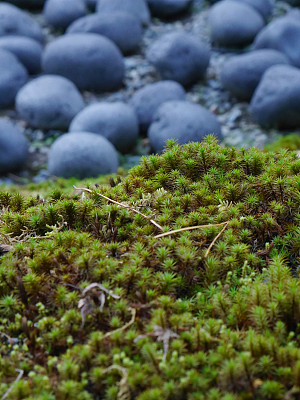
left=253, top=11, right=300, bottom=68
left=250, top=65, right=300, bottom=128
left=0, top=36, right=42, bottom=74
left=237, top=0, right=273, bottom=21
left=42, top=33, right=125, bottom=92
left=96, top=0, right=150, bottom=26
left=147, top=32, right=210, bottom=86
left=220, top=49, right=290, bottom=101
left=69, top=102, right=138, bottom=153
left=0, top=49, right=28, bottom=109
left=148, top=101, right=222, bottom=152
left=43, top=0, right=87, bottom=30
left=16, top=75, right=85, bottom=130
left=209, top=0, right=265, bottom=47
left=0, top=2, right=44, bottom=42
left=146, top=0, right=193, bottom=18
left=130, top=80, right=186, bottom=132
left=0, top=118, right=29, bottom=173
left=48, top=132, right=119, bottom=178
left=67, top=12, right=142, bottom=55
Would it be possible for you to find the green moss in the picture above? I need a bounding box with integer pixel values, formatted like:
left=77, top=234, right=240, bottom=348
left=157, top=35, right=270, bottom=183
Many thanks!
left=1, top=137, right=300, bottom=398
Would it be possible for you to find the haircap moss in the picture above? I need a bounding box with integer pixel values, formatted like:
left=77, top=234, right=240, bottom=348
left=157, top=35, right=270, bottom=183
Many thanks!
left=1, top=137, right=300, bottom=399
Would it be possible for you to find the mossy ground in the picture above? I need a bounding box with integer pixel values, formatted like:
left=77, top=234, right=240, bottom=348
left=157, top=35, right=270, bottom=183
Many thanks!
left=1, top=136, right=300, bottom=399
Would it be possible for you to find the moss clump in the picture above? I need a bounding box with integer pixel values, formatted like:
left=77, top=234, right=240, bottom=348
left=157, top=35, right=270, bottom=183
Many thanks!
left=264, top=133, right=300, bottom=152
left=1, top=136, right=300, bottom=399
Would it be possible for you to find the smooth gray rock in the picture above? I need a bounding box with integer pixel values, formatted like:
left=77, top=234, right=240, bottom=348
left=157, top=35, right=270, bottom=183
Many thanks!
left=221, top=49, right=289, bottom=101
left=96, top=0, right=150, bottom=26
left=147, top=32, right=210, bottom=87
left=146, top=0, right=193, bottom=18
left=235, top=0, right=273, bottom=21
left=42, top=33, right=124, bottom=92
left=43, top=0, right=87, bottom=30
left=209, top=0, right=264, bottom=47
left=0, top=119, right=29, bottom=173
left=0, top=2, right=44, bottom=42
left=253, top=11, right=300, bottom=68
left=67, top=12, right=142, bottom=55
left=48, top=132, right=119, bottom=178
left=130, top=80, right=186, bottom=132
left=250, top=65, right=300, bottom=128
left=148, top=101, right=223, bottom=152
left=0, top=36, right=42, bottom=74
left=69, top=102, right=138, bottom=153
left=0, top=49, right=28, bottom=109
left=16, top=75, right=85, bottom=130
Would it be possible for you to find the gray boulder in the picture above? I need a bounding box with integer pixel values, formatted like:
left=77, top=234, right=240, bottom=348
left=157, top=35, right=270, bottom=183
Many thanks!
left=16, top=75, right=85, bottom=130
left=43, top=0, right=87, bottom=30
left=42, top=33, right=124, bottom=92
left=48, top=132, right=119, bottom=178
left=146, top=0, right=193, bottom=18
left=253, top=11, right=300, bottom=68
left=67, top=12, right=142, bottom=55
left=250, top=65, right=300, bottom=128
left=220, top=49, right=289, bottom=101
left=0, top=36, right=42, bottom=74
left=130, top=80, right=186, bottom=132
left=0, top=119, right=29, bottom=173
left=0, top=49, right=28, bottom=109
left=0, top=2, right=44, bottom=42
left=146, top=32, right=210, bottom=87
left=96, top=0, right=150, bottom=26
left=69, top=102, right=138, bottom=153
left=236, top=0, right=273, bottom=21
left=209, top=0, right=264, bottom=47
left=148, top=101, right=222, bottom=152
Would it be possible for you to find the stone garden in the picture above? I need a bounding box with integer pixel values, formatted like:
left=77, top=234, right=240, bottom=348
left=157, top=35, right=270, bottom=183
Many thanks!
left=0, top=0, right=299, bottom=181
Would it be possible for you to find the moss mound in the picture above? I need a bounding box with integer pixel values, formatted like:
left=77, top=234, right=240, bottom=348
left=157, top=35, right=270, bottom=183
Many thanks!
left=1, top=137, right=300, bottom=399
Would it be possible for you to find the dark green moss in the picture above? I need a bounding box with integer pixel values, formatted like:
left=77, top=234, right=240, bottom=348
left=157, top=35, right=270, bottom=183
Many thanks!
left=1, top=137, right=300, bottom=399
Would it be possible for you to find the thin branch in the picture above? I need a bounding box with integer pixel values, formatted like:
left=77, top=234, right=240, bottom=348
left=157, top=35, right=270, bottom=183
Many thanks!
left=1, top=369, right=24, bottom=400
left=104, top=307, right=136, bottom=339
left=74, top=186, right=163, bottom=231
left=204, top=221, right=229, bottom=258
left=154, top=221, right=229, bottom=239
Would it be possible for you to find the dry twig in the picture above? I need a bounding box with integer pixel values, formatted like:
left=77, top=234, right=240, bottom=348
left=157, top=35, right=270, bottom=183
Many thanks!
left=204, top=221, right=229, bottom=258
left=102, top=365, right=130, bottom=400
left=104, top=307, right=136, bottom=339
left=154, top=221, right=229, bottom=239
left=1, top=369, right=24, bottom=400
left=73, top=186, right=163, bottom=231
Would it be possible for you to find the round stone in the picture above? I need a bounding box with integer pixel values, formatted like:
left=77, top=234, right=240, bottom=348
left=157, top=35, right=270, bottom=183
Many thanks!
left=220, top=49, right=290, bottom=101
left=0, top=35, right=42, bottom=74
left=0, top=2, right=44, bottom=42
left=67, top=12, right=142, bottom=55
left=253, top=11, right=300, bottom=68
left=96, top=0, right=150, bottom=26
left=16, top=75, right=85, bottom=130
left=48, top=132, right=119, bottom=178
left=0, top=49, right=28, bottom=109
left=250, top=64, right=300, bottom=128
left=148, top=101, right=223, bottom=152
left=130, top=80, right=186, bottom=132
left=209, top=0, right=264, bottom=47
left=69, top=102, right=138, bottom=153
left=43, top=0, right=87, bottom=30
left=0, top=118, right=29, bottom=173
left=42, top=33, right=125, bottom=92
left=146, top=32, right=210, bottom=87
